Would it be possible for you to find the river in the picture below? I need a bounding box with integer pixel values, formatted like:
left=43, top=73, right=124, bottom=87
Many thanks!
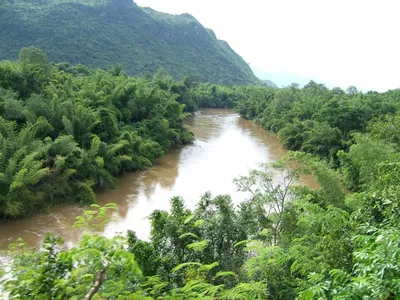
left=0, top=109, right=319, bottom=252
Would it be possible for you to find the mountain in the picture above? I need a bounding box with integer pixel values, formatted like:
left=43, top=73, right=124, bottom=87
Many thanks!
left=0, top=0, right=259, bottom=85
left=251, top=65, right=314, bottom=87
left=261, top=79, right=277, bottom=88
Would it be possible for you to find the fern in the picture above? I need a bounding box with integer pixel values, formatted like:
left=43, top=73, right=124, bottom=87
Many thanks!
left=213, top=271, right=238, bottom=279
left=88, top=135, right=101, bottom=157
left=76, top=181, right=96, bottom=204
left=179, top=232, right=199, bottom=240
left=181, top=280, right=223, bottom=298
left=199, top=262, right=219, bottom=272
left=29, top=116, right=54, bottom=138
left=187, top=240, right=208, bottom=252
left=171, top=262, right=202, bottom=273
left=62, top=115, right=73, bottom=134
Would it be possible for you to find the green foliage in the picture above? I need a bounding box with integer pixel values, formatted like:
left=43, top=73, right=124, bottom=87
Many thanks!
left=368, top=111, right=400, bottom=147
left=236, top=81, right=400, bottom=174
left=73, top=202, right=118, bottom=231
left=234, top=157, right=306, bottom=244
left=233, top=84, right=400, bottom=298
left=4, top=232, right=143, bottom=299
left=2, top=49, right=400, bottom=299
left=2, top=202, right=268, bottom=299
left=0, top=0, right=259, bottom=85
left=194, top=84, right=245, bottom=108
left=0, top=49, right=194, bottom=219
left=2, top=146, right=400, bottom=299
left=127, top=194, right=249, bottom=287
left=299, top=226, right=400, bottom=300
left=338, top=134, right=396, bottom=190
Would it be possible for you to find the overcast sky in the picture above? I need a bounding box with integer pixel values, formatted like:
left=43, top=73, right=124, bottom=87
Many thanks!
left=135, top=0, right=400, bottom=91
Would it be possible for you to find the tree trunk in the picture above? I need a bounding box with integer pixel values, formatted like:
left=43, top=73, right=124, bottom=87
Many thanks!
left=85, top=265, right=107, bottom=300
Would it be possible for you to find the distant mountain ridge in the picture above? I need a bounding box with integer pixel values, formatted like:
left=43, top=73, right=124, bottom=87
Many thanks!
left=251, top=65, right=314, bottom=87
left=0, top=0, right=260, bottom=85
left=261, top=79, right=277, bottom=88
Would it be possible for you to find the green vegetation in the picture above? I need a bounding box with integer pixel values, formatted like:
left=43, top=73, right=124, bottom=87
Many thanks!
left=1, top=47, right=400, bottom=298
left=0, top=0, right=259, bottom=85
left=3, top=147, right=399, bottom=299
left=0, top=47, right=194, bottom=219
left=236, top=82, right=400, bottom=172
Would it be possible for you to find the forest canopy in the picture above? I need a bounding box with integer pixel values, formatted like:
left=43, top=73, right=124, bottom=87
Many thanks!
left=1, top=47, right=400, bottom=299
left=0, top=47, right=195, bottom=219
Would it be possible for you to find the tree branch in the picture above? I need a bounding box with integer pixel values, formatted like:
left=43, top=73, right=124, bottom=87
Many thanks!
left=85, top=264, right=108, bottom=300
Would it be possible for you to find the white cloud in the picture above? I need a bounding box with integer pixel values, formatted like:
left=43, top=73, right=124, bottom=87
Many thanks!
left=135, top=0, right=400, bottom=91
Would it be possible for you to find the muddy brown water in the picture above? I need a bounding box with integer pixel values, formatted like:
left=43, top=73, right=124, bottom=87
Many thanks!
left=0, top=109, right=319, bottom=252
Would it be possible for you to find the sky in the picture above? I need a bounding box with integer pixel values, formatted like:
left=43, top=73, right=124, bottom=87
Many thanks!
left=135, top=0, right=400, bottom=92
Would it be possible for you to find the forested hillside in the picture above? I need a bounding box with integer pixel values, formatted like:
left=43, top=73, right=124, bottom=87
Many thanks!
left=0, top=0, right=259, bottom=85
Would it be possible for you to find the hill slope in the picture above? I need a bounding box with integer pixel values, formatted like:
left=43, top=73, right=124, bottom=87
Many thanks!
left=261, top=79, right=278, bottom=88
left=0, top=0, right=259, bottom=85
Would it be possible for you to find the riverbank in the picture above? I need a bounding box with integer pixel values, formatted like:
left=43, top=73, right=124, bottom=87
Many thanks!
left=0, top=109, right=319, bottom=251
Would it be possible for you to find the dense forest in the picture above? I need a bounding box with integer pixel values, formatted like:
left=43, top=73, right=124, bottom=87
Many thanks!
left=0, top=0, right=259, bottom=85
left=236, top=82, right=400, bottom=190
left=0, top=47, right=196, bottom=219
left=1, top=48, right=400, bottom=299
